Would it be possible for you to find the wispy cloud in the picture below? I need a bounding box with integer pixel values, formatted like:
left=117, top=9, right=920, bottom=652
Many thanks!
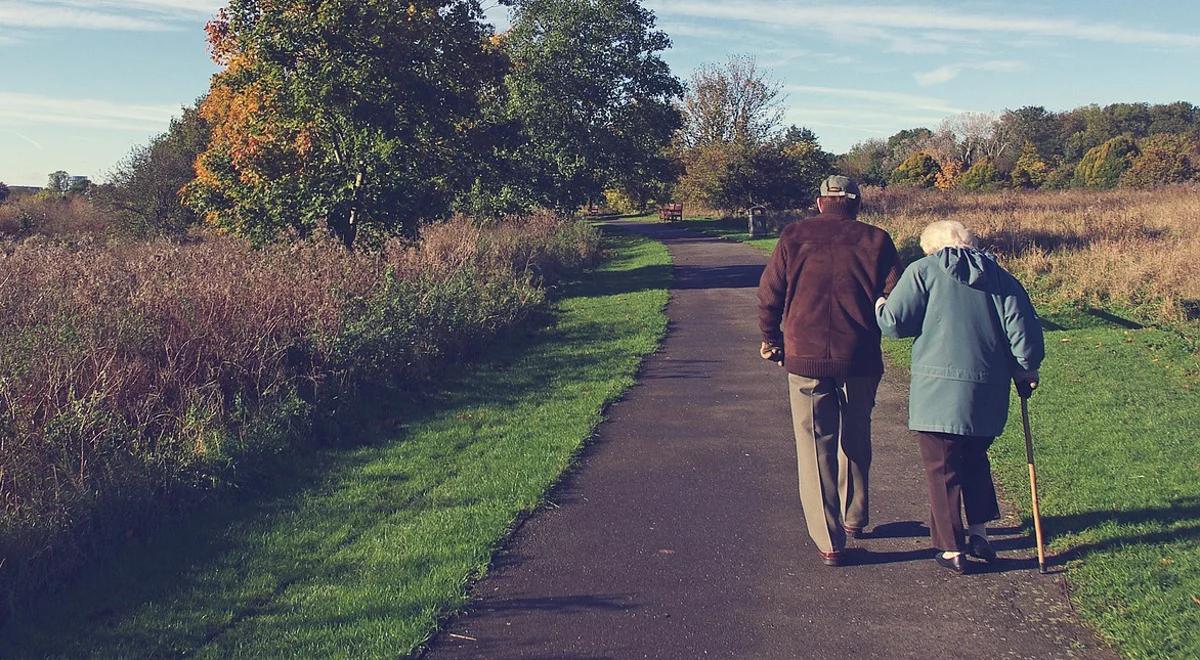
left=914, top=60, right=1025, bottom=86
left=0, top=91, right=180, bottom=132
left=784, top=84, right=967, bottom=115
left=646, top=2, right=1200, bottom=49
left=0, top=0, right=216, bottom=32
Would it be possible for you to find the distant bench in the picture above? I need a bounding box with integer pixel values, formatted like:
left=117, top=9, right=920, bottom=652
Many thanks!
left=658, top=203, right=683, bottom=221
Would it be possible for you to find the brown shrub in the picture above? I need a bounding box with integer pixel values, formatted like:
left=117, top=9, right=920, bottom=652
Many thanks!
left=0, top=211, right=600, bottom=618
left=0, top=194, right=113, bottom=238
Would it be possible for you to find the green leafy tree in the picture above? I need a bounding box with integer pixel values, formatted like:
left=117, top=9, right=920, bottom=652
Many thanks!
left=504, top=0, right=683, bottom=210
left=46, top=171, right=70, bottom=194
left=999, top=107, right=1061, bottom=161
left=1120, top=133, right=1198, bottom=187
left=1073, top=135, right=1138, bottom=189
left=956, top=158, right=1002, bottom=191
left=696, top=128, right=831, bottom=212
left=887, top=127, right=933, bottom=161
left=838, top=139, right=890, bottom=187
left=890, top=152, right=941, bottom=188
left=1010, top=141, right=1051, bottom=189
left=187, top=0, right=497, bottom=246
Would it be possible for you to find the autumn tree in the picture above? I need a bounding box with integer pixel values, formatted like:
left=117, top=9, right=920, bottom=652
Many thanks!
left=1074, top=135, right=1138, bottom=188
left=1121, top=134, right=1198, bottom=187
left=187, top=0, right=497, bottom=245
left=891, top=152, right=941, bottom=188
left=673, top=56, right=833, bottom=212
left=1010, top=141, right=1051, bottom=189
left=503, top=0, right=683, bottom=210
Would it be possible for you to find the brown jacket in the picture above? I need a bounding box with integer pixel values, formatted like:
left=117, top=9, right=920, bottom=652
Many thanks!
left=757, top=211, right=901, bottom=378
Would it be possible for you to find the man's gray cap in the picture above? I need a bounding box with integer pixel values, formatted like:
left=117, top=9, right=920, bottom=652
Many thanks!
left=819, top=175, right=861, bottom=199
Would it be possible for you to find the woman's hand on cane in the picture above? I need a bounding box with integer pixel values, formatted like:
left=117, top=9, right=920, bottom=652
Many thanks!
left=1015, top=369, right=1040, bottom=399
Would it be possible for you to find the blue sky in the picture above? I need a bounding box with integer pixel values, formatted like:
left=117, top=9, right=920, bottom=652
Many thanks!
left=1, top=1, right=1197, bottom=187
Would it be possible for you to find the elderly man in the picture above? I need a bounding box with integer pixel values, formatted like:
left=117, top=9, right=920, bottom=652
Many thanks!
left=757, top=175, right=901, bottom=566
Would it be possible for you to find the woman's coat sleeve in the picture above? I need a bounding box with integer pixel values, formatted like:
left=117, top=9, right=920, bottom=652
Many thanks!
left=999, top=279, right=1046, bottom=371
left=876, top=265, right=927, bottom=339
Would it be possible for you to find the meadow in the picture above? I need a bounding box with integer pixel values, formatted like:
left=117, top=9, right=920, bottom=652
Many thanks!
left=678, top=186, right=1200, bottom=658
left=0, top=210, right=601, bottom=624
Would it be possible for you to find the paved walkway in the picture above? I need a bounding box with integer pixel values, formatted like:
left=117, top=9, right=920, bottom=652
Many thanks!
left=425, top=220, right=1111, bottom=659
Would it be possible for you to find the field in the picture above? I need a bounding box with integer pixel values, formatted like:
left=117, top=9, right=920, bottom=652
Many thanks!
left=678, top=187, right=1200, bottom=658
left=0, top=230, right=672, bottom=656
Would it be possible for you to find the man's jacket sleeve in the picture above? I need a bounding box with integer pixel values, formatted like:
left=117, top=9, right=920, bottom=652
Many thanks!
left=1000, top=278, right=1046, bottom=371
left=876, top=265, right=926, bottom=339
left=879, top=235, right=902, bottom=297
left=757, top=241, right=788, bottom=346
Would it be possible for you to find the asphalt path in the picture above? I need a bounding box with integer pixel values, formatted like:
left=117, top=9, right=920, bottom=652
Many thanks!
left=424, top=219, right=1112, bottom=659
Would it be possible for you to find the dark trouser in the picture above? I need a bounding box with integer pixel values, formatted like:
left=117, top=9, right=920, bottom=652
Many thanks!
left=916, top=431, right=1001, bottom=553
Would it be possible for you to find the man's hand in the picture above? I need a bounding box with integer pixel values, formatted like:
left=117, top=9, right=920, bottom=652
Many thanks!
left=1014, top=369, right=1040, bottom=399
left=760, top=341, right=784, bottom=366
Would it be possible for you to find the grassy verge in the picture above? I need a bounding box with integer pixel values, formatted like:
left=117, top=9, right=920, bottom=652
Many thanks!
left=0, top=230, right=671, bottom=658
left=676, top=216, right=1200, bottom=659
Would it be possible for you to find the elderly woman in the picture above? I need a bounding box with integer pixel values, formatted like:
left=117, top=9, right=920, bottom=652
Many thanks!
left=875, top=221, right=1044, bottom=574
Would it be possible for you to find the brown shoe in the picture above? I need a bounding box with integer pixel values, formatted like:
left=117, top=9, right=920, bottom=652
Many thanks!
left=819, top=550, right=844, bottom=567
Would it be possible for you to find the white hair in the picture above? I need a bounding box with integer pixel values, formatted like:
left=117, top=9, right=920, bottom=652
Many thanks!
left=920, top=220, right=978, bottom=255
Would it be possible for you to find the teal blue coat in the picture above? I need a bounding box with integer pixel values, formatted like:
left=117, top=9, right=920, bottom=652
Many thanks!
left=876, top=248, right=1045, bottom=437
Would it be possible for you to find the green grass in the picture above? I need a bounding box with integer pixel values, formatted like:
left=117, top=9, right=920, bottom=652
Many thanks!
left=666, top=215, right=781, bottom=252
left=0, top=231, right=671, bottom=659
left=677, top=215, right=1200, bottom=659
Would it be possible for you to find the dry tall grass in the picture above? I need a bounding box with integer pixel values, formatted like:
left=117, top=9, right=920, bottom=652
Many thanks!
left=0, top=194, right=113, bottom=238
left=0, top=210, right=600, bottom=618
left=861, top=186, right=1200, bottom=323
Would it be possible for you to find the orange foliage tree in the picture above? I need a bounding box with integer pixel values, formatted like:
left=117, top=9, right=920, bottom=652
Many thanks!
left=186, top=1, right=498, bottom=246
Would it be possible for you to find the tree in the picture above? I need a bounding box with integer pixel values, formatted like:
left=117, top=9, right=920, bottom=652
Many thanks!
left=676, top=127, right=831, bottom=212
left=103, top=104, right=211, bottom=234
left=46, top=171, right=70, bottom=194
left=1121, top=134, right=1198, bottom=187
left=679, top=54, right=784, bottom=148
left=887, top=128, right=933, bottom=160
left=938, top=112, right=1013, bottom=171
left=838, top=139, right=890, bottom=187
left=504, top=0, right=683, bottom=210
left=1148, top=102, right=1198, bottom=135
left=67, top=176, right=92, bottom=194
left=999, top=106, right=1061, bottom=162
left=187, top=0, right=497, bottom=246
left=1073, top=135, right=1138, bottom=188
left=1010, top=141, right=1051, bottom=189
left=891, top=152, right=941, bottom=188
left=0, top=182, right=9, bottom=204
left=956, top=159, right=1002, bottom=191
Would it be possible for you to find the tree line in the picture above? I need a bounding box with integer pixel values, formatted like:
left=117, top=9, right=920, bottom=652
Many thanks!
left=70, top=2, right=1200, bottom=242
left=839, top=102, right=1200, bottom=192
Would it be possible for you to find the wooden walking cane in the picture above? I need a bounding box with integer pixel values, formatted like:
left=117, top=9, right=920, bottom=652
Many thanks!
left=1019, top=390, right=1048, bottom=574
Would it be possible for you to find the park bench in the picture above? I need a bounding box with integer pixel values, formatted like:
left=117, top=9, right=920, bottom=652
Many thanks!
left=659, top=203, right=683, bottom=221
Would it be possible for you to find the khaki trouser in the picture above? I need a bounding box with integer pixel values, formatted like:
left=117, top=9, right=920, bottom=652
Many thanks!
left=787, top=373, right=881, bottom=553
